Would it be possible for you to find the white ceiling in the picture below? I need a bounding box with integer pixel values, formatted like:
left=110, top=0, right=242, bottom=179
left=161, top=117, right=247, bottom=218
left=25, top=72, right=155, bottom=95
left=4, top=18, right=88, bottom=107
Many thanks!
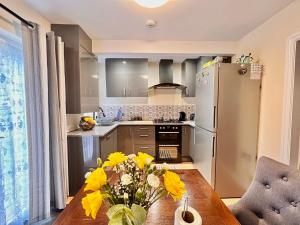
left=24, top=0, right=294, bottom=41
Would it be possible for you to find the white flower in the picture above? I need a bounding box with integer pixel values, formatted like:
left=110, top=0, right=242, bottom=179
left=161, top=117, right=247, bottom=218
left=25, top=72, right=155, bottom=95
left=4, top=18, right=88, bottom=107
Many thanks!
left=147, top=174, right=160, bottom=188
left=84, top=171, right=92, bottom=179
left=162, top=162, right=169, bottom=170
left=128, top=154, right=136, bottom=159
left=121, top=174, right=132, bottom=185
left=119, top=164, right=125, bottom=171
left=124, top=193, right=129, bottom=199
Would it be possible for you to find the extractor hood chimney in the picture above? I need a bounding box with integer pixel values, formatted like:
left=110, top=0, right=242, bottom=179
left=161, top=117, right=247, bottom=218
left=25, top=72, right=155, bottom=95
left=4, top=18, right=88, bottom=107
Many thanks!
left=148, top=59, right=187, bottom=90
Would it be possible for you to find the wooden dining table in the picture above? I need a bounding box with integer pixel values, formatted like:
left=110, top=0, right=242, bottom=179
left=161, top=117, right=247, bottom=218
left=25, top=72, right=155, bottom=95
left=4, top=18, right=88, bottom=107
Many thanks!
left=54, top=169, right=241, bottom=225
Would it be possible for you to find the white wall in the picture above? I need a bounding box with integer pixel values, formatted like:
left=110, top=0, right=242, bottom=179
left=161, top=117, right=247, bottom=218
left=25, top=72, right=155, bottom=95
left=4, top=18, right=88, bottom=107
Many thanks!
left=93, top=40, right=237, bottom=55
left=237, top=0, right=300, bottom=162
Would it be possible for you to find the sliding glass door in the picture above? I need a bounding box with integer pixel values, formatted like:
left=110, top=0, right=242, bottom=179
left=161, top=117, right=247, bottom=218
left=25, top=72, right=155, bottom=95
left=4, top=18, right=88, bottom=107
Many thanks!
left=0, top=27, right=29, bottom=224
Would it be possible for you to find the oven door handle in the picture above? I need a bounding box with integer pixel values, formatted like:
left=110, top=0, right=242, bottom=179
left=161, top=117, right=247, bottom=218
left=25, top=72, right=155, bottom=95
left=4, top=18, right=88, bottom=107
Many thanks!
left=158, top=132, right=180, bottom=134
left=158, top=144, right=180, bottom=147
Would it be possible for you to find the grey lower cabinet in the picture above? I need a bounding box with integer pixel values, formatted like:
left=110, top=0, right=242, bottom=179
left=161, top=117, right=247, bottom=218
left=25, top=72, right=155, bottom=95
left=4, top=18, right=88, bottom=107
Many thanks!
left=68, top=136, right=100, bottom=196
left=100, top=128, right=118, bottom=161
left=117, top=126, right=155, bottom=156
left=182, top=125, right=191, bottom=158
left=117, top=126, right=134, bottom=155
left=132, top=126, right=155, bottom=156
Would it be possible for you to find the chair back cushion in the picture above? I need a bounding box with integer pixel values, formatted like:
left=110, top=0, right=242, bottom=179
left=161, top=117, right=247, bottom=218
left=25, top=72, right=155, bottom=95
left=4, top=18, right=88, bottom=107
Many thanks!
left=231, top=157, right=300, bottom=225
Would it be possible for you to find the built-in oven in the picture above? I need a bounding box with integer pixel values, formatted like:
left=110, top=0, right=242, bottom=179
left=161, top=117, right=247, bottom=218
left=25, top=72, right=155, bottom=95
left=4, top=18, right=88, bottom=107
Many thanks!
left=155, top=125, right=182, bottom=163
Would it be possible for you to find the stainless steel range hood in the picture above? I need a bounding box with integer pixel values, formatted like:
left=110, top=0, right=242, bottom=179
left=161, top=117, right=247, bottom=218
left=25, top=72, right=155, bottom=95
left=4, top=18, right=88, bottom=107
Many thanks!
left=148, top=59, right=187, bottom=90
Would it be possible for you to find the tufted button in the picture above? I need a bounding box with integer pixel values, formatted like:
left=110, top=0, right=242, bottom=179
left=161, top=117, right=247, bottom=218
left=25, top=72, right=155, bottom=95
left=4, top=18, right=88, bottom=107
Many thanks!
left=282, top=176, right=288, bottom=182
left=265, top=184, right=271, bottom=189
left=272, top=208, right=280, bottom=214
left=291, top=201, right=297, bottom=207
left=254, top=212, right=263, bottom=219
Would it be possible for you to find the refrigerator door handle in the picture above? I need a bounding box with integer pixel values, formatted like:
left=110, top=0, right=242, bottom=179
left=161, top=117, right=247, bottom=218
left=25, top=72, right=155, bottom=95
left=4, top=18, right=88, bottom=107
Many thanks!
left=212, top=136, right=216, bottom=158
left=213, top=106, right=216, bottom=129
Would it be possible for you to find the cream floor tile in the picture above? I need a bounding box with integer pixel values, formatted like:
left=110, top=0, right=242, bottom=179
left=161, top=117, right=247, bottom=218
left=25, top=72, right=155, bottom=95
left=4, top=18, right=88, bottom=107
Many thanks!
left=221, top=198, right=240, bottom=206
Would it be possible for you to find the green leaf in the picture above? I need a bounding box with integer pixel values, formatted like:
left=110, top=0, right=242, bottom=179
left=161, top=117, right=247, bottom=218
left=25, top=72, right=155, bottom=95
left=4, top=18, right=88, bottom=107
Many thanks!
left=108, top=213, right=124, bottom=225
left=107, top=204, right=136, bottom=225
left=131, top=204, right=147, bottom=225
left=107, top=204, right=132, bottom=220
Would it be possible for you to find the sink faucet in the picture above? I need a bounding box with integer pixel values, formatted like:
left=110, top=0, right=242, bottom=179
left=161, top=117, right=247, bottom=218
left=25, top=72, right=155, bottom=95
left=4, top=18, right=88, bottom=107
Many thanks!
left=99, top=107, right=106, bottom=117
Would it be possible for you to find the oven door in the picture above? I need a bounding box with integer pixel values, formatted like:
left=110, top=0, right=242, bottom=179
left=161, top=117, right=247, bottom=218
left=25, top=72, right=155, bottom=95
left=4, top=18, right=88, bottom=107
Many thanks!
left=157, top=131, right=180, bottom=144
left=156, top=129, right=182, bottom=163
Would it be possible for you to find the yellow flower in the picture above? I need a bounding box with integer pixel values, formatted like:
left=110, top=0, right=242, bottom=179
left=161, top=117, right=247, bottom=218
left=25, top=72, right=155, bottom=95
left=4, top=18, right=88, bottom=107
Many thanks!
left=134, top=152, right=154, bottom=169
left=82, top=190, right=104, bottom=219
left=163, top=171, right=186, bottom=201
left=102, top=152, right=128, bottom=168
left=84, top=167, right=107, bottom=192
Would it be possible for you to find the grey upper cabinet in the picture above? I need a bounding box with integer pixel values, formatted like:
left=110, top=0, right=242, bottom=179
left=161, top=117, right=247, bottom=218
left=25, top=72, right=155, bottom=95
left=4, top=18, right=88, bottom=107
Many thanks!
left=181, top=59, right=198, bottom=97
left=106, top=58, right=148, bottom=97
left=51, top=24, right=99, bottom=113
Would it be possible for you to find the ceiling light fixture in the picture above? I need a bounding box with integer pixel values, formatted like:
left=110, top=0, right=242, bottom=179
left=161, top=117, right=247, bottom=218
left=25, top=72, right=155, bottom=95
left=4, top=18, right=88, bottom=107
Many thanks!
left=134, top=0, right=168, bottom=8
left=146, top=19, right=157, bottom=28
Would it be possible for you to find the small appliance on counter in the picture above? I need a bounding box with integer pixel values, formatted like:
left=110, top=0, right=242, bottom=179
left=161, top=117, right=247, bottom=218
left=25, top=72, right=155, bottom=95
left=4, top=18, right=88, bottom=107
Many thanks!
left=190, top=113, right=195, bottom=121
left=179, top=111, right=186, bottom=121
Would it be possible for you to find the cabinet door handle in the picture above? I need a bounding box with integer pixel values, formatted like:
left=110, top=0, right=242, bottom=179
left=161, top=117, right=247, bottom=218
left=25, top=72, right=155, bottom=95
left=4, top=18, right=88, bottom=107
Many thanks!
left=139, top=128, right=149, bottom=130
left=123, top=88, right=126, bottom=96
left=139, top=134, right=149, bottom=137
left=139, top=146, right=149, bottom=149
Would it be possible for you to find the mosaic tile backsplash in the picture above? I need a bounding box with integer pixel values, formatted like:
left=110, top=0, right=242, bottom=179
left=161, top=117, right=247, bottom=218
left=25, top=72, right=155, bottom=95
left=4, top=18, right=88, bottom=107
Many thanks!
left=100, top=104, right=195, bottom=121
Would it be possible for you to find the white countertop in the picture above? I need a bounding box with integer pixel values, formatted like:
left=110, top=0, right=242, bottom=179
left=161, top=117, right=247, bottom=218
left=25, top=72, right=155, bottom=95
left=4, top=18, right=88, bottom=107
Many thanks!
left=67, top=120, right=195, bottom=137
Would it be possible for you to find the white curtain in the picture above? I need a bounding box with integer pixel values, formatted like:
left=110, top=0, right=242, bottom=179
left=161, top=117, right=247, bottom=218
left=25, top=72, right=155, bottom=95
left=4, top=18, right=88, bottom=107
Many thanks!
left=46, top=31, right=68, bottom=210
left=22, top=25, right=68, bottom=223
left=22, top=23, right=51, bottom=223
left=57, top=36, right=69, bottom=198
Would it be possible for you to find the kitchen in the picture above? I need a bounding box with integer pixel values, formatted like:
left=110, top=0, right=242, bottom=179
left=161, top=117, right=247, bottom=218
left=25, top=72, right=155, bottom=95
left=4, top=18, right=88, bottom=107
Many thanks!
left=2, top=1, right=299, bottom=224
left=61, top=23, right=261, bottom=199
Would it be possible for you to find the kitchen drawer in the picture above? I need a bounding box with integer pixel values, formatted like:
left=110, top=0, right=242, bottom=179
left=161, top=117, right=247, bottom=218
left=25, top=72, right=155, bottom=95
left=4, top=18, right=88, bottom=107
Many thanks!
left=134, top=144, right=155, bottom=156
left=132, top=126, right=155, bottom=133
left=133, top=132, right=155, bottom=144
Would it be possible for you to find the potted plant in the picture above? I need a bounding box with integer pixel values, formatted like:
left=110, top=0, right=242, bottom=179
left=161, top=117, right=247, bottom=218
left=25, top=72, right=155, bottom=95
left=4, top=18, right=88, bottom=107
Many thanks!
left=82, top=152, right=186, bottom=225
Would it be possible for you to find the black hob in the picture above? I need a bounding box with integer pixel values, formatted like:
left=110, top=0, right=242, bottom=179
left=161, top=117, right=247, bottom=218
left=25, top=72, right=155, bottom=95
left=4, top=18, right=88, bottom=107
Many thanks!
left=153, top=118, right=183, bottom=124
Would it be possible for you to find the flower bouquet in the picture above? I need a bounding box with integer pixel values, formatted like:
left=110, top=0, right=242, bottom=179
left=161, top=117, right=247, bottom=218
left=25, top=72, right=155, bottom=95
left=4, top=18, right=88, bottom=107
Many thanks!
left=82, top=152, right=186, bottom=225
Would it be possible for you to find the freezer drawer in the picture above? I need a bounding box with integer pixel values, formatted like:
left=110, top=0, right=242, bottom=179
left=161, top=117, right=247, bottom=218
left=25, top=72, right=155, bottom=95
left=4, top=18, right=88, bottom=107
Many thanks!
left=192, top=126, right=216, bottom=186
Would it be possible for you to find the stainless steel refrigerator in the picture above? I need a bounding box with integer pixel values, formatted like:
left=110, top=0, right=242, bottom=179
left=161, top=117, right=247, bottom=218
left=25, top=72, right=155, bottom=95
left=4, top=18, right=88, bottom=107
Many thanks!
left=193, top=63, right=261, bottom=198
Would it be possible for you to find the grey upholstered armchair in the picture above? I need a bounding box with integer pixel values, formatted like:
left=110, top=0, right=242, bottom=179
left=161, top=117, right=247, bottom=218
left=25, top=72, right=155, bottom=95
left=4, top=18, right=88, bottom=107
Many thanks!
left=230, top=156, right=300, bottom=225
